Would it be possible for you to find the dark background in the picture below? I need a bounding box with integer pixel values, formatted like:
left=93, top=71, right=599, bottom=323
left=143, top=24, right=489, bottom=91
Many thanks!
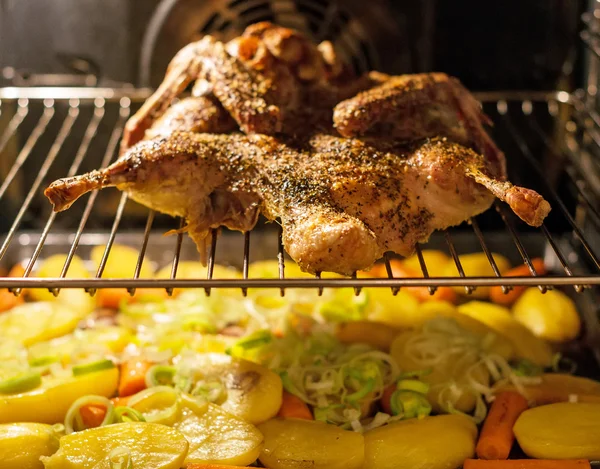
left=0, top=0, right=588, bottom=91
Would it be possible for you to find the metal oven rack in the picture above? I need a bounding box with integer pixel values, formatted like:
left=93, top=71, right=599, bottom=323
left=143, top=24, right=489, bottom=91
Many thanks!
left=0, top=87, right=599, bottom=297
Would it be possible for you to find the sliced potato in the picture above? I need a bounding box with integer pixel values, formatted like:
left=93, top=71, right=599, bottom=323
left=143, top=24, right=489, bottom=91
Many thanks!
left=364, top=289, right=421, bottom=329
left=0, top=423, right=59, bottom=469
left=494, top=373, right=600, bottom=405
left=513, top=288, right=581, bottom=343
left=457, top=301, right=553, bottom=366
left=403, top=250, right=451, bottom=277
left=182, top=353, right=282, bottom=424
left=29, top=255, right=95, bottom=314
left=363, top=414, right=477, bottom=469
left=390, top=329, right=489, bottom=413
left=28, top=326, right=132, bottom=365
left=514, top=402, right=600, bottom=459
left=41, top=422, right=188, bottom=469
left=442, top=253, right=511, bottom=298
left=175, top=403, right=263, bottom=466
left=0, top=302, right=87, bottom=346
left=155, top=261, right=241, bottom=296
left=0, top=367, right=119, bottom=424
left=91, top=244, right=155, bottom=278
left=258, top=418, right=365, bottom=469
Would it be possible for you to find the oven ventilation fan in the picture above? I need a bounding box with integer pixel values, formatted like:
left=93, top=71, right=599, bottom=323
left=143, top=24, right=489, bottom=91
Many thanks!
left=139, top=0, right=407, bottom=87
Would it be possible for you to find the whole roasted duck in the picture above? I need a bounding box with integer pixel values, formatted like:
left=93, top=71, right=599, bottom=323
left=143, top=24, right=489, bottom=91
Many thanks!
left=45, top=23, right=550, bottom=275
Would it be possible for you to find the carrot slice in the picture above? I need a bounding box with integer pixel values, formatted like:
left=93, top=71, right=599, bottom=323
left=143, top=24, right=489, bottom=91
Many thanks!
left=476, top=391, right=529, bottom=460
left=79, top=404, right=107, bottom=428
left=118, top=359, right=153, bottom=397
left=490, top=259, right=546, bottom=306
left=369, top=260, right=457, bottom=303
left=277, top=391, right=313, bottom=420
left=464, top=459, right=591, bottom=469
left=79, top=396, right=131, bottom=428
left=0, top=265, right=26, bottom=313
left=380, top=383, right=395, bottom=415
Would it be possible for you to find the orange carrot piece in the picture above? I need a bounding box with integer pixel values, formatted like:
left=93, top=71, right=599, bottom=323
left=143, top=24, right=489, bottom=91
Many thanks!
left=118, top=359, right=152, bottom=397
left=0, top=265, right=26, bottom=313
left=79, top=404, right=108, bottom=428
left=380, top=383, right=395, bottom=415
left=79, top=396, right=131, bottom=428
left=185, top=465, right=252, bottom=469
left=464, top=459, right=591, bottom=469
left=490, top=258, right=547, bottom=306
left=476, top=391, right=529, bottom=460
left=277, top=391, right=313, bottom=420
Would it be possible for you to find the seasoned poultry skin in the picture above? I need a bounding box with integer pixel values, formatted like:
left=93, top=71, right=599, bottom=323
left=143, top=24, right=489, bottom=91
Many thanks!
left=45, top=132, right=548, bottom=275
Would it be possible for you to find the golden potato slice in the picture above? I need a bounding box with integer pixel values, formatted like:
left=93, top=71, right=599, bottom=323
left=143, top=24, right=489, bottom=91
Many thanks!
left=0, top=423, right=59, bottom=469
left=0, top=302, right=87, bottom=347
left=258, top=418, right=365, bottom=469
left=403, top=250, right=451, bottom=277
left=28, top=326, right=132, bottom=365
left=91, top=244, right=155, bottom=278
left=175, top=403, right=263, bottom=466
left=513, top=288, right=581, bottom=343
left=442, top=253, right=511, bottom=298
left=0, top=367, right=118, bottom=424
left=457, top=301, right=553, bottom=366
left=29, top=255, right=95, bottom=314
left=363, top=414, right=477, bottom=469
left=390, top=330, right=489, bottom=413
left=183, top=353, right=282, bottom=424
left=364, top=289, right=421, bottom=328
left=514, top=402, right=600, bottom=459
left=41, top=422, right=188, bottom=469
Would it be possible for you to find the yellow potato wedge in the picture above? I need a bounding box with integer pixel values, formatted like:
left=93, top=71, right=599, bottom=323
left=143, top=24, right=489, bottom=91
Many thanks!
left=363, top=414, right=477, bottom=469
left=0, top=423, right=59, bottom=469
left=457, top=301, right=553, bottom=366
left=91, top=244, right=155, bottom=278
left=41, top=422, right=188, bottom=469
left=514, top=402, right=600, bottom=459
left=364, top=289, right=421, bottom=329
left=442, top=253, right=511, bottom=298
left=513, top=288, right=581, bottom=343
left=29, top=255, right=95, bottom=314
left=0, top=367, right=118, bottom=424
left=258, top=418, right=365, bottom=469
left=175, top=403, right=263, bottom=466
left=403, top=250, right=452, bottom=277
left=0, top=302, right=87, bottom=346
left=183, top=353, right=282, bottom=424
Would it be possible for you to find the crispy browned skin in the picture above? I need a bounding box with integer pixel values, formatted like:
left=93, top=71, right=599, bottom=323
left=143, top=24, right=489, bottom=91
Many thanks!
left=145, top=96, right=236, bottom=139
left=333, top=73, right=507, bottom=178
left=45, top=132, right=549, bottom=275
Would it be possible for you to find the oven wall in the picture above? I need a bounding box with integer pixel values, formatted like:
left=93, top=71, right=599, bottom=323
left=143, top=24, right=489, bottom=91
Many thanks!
left=0, top=0, right=587, bottom=89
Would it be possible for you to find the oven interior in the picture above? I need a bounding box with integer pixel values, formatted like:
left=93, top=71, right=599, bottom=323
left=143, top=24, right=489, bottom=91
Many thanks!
left=0, top=1, right=599, bottom=375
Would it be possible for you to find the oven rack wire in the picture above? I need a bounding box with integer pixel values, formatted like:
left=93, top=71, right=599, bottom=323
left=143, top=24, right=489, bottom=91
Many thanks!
left=0, top=87, right=598, bottom=297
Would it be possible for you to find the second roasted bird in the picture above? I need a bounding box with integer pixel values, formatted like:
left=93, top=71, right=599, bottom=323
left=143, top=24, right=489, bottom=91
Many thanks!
left=44, top=23, right=551, bottom=275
